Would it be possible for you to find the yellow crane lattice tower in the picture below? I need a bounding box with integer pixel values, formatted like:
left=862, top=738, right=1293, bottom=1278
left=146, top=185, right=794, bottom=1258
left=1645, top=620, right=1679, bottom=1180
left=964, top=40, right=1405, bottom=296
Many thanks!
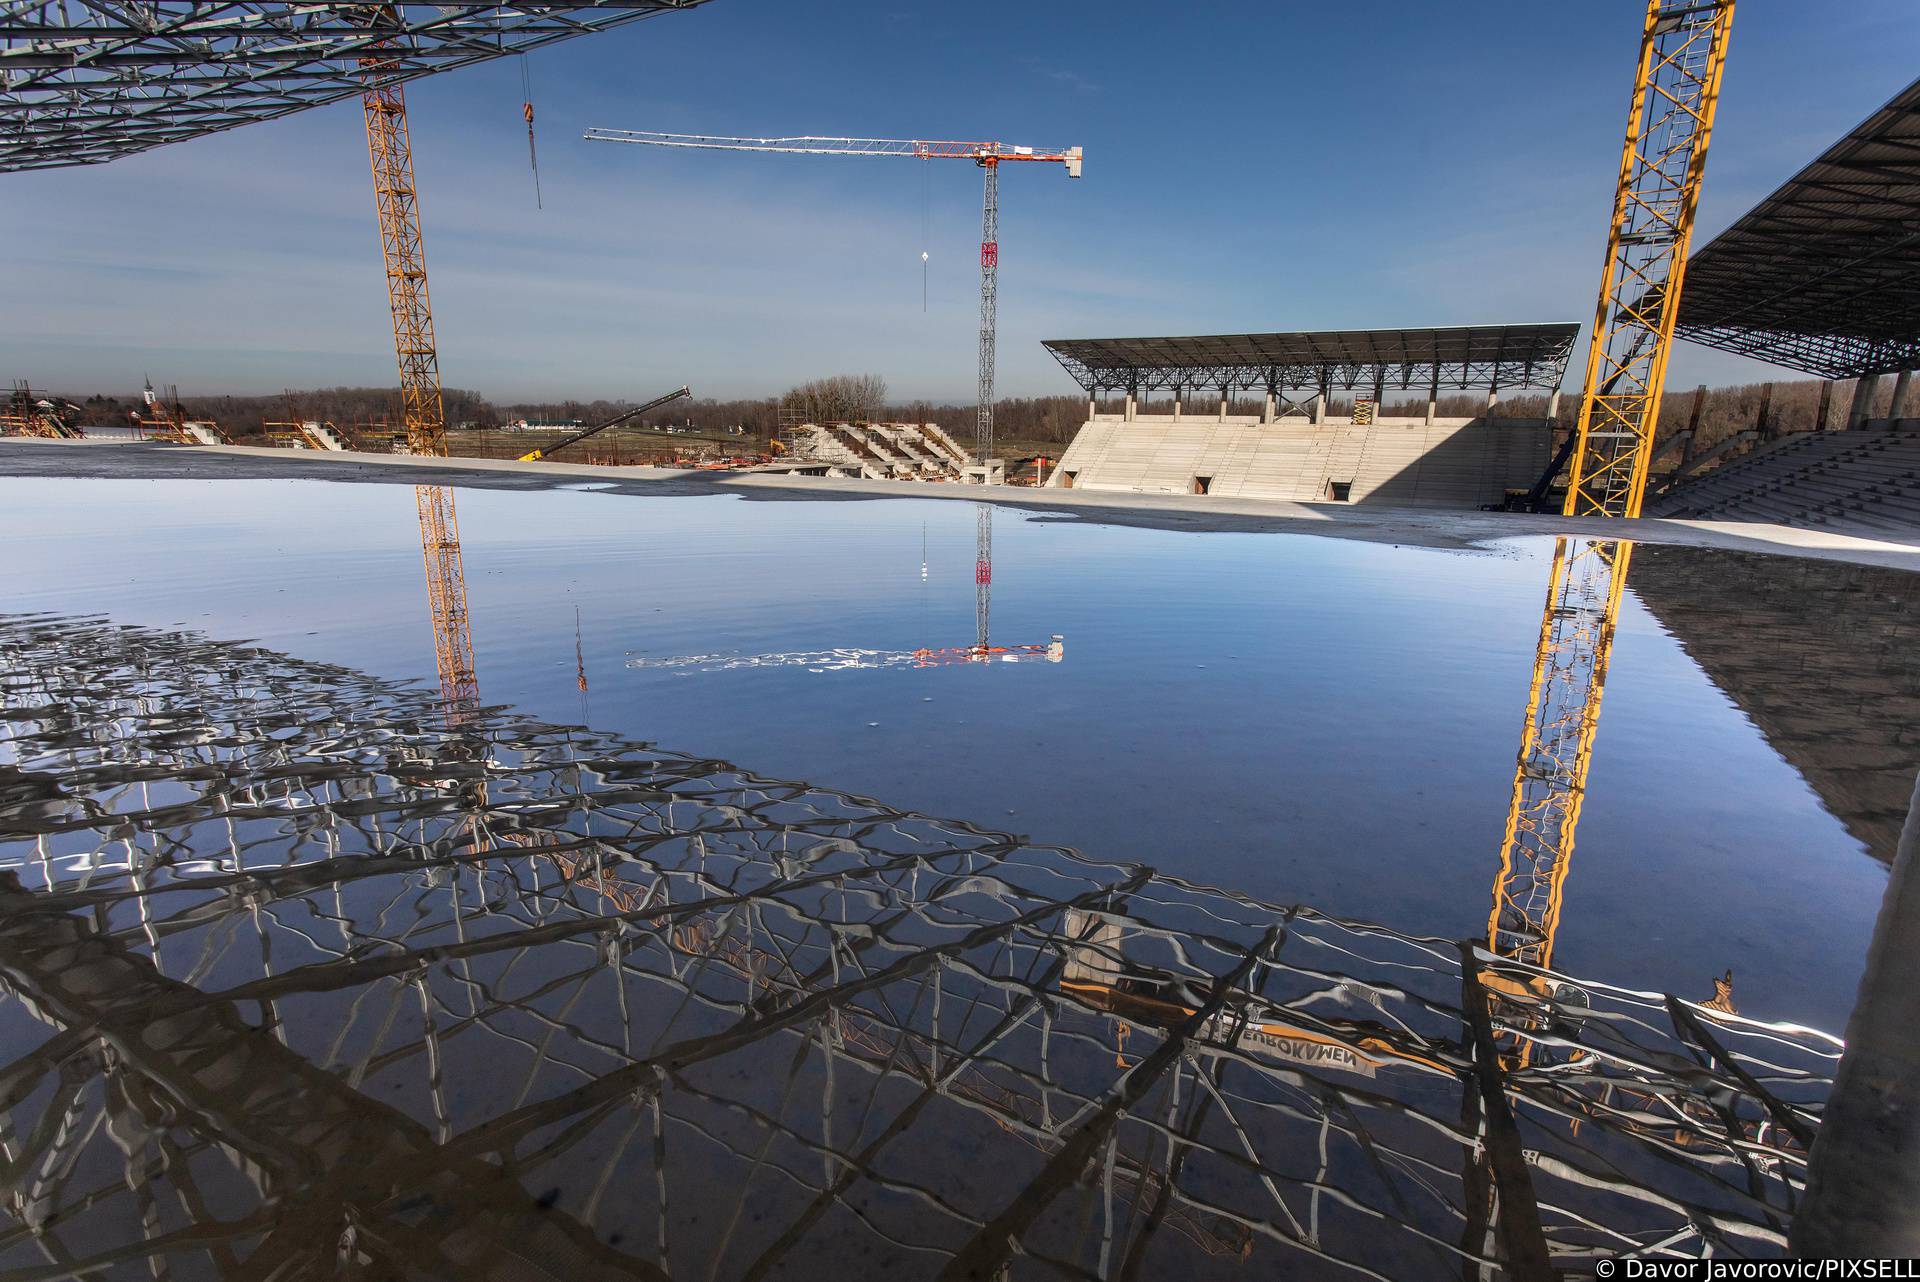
left=362, top=78, right=446, bottom=459
left=1486, top=2, right=1735, bottom=1064
left=361, top=57, right=477, bottom=713
left=1564, top=0, right=1734, bottom=520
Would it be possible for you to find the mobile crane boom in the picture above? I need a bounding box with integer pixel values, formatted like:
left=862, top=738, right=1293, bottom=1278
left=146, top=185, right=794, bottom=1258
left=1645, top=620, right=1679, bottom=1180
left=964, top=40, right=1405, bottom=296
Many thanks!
left=516, top=385, right=694, bottom=461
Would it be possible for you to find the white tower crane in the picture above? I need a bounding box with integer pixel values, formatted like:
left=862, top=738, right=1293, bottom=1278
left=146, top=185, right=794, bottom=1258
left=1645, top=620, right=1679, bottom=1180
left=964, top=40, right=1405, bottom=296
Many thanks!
left=583, top=130, right=1084, bottom=479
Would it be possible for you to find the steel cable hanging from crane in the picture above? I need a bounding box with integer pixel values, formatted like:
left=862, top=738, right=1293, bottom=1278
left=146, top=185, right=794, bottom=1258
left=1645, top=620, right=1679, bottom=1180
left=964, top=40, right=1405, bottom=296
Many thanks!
left=521, top=54, right=542, bottom=210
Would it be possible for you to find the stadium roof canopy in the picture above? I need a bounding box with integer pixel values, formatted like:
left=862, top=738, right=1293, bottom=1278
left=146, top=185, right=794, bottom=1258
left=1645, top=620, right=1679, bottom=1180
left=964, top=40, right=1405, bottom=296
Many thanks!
left=0, top=2, right=710, bottom=173
left=1043, top=323, right=1579, bottom=395
left=1675, top=76, right=1920, bottom=379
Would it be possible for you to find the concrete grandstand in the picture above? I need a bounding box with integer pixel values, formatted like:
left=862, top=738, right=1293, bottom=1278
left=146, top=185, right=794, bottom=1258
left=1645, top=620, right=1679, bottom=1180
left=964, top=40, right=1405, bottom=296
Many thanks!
left=1039, top=324, right=1577, bottom=506
left=1650, top=76, right=1920, bottom=535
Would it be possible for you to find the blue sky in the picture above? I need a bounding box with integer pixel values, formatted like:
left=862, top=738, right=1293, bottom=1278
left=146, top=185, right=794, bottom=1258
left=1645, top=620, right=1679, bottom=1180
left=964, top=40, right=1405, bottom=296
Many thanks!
left=6, top=1, right=1917, bottom=404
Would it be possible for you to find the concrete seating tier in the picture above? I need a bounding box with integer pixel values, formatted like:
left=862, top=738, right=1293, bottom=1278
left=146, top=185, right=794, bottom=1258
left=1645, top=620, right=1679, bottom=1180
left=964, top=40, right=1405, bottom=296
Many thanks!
left=1650, top=424, right=1920, bottom=537
left=1044, top=415, right=1552, bottom=508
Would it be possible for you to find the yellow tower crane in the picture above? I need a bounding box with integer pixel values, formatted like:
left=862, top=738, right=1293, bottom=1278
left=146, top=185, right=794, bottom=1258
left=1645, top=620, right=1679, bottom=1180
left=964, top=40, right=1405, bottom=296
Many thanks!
left=360, top=33, right=477, bottom=714
left=1486, top=0, right=1734, bottom=1051
left=1561, top=0, right=1735, bottom=520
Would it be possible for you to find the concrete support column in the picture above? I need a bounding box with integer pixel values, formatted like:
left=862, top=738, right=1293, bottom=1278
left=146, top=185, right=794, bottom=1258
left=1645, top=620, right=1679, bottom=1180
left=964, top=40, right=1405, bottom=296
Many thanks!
left=1816, top=379, right=1835, bottom=431
left=1680, top=384, right=1706, bottom=468
left=1892, top=370, right=1914, bottom=421
left=1847, top=373, right=1883, bottom=430
left=1547, top=388, right=1562, bottom=424
left=1086, top=397, right=1096, bottom=422
left=1218, top=384, right=1229, bottom=422
left=1485, top=388, right=1499, bottom=414
left=1263, top=390, right=1275, bottom=424
left=1310, top=392, right=1326, bottom=425
left=1427, top=371, right=1441, bottom=426
left=1793, top=769, right=1920, bottom=1256
left=1171, top=386, right=1181, bottom=422
left=1124, top=391, right=1136, bottom=422
left=1757, top=382, right=1777, bottom=443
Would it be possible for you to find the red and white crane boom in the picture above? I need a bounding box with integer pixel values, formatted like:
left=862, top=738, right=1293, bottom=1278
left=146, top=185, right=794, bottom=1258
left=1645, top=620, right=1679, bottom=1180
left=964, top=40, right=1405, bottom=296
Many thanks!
left=583, top=128, right=1084, bottom=477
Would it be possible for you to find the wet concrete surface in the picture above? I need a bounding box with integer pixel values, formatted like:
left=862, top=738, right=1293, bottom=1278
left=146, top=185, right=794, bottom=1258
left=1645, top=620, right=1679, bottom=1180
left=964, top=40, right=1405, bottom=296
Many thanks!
left=0, top=613, right=1840, bottom=1278
left=7, top=437, right=1918, bottom=568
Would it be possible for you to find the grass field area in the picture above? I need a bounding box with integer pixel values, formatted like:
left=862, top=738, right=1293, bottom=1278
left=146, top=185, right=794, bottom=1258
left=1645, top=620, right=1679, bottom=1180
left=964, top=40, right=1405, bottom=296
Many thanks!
left=448, top=425, right=763, bottom=465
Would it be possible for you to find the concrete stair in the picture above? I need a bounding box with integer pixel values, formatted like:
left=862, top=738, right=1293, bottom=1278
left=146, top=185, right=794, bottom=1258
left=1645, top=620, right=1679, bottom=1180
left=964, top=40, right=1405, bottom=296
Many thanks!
left=914, top=422, right=971, bottom=467
left=309, top=422, right=352, bottom=451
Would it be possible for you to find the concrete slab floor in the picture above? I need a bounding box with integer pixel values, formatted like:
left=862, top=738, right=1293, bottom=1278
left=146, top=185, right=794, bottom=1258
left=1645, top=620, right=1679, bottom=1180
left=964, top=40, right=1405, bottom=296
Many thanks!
left=4, top=437, right=1918, bottom=572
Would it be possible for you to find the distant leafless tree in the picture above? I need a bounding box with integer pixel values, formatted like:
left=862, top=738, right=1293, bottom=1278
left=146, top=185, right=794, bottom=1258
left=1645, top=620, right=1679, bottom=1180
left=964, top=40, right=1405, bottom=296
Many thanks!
left=781, top=374, right=889, bottom=424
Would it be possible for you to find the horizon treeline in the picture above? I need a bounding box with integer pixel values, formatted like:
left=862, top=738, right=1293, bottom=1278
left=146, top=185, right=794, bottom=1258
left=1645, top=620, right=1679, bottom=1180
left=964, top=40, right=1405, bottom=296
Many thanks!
left=50, top=373, right=1904, bottom=452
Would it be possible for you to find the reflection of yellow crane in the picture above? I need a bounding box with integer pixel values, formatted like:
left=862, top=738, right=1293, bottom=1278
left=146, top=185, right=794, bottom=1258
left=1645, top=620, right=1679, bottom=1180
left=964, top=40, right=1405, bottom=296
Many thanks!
left=415, top=486, right=479, bottom=711
left=1488, top=0, right=1734, bottom=988
left=1470, top=3, right=1737, bottom=1216
left=1489, top=536, right=1632, bottom=978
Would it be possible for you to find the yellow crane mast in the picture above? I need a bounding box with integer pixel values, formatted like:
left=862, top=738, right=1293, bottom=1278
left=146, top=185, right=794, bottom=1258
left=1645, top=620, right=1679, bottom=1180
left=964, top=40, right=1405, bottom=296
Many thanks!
left=1562, top=0, right=1734, bottom=520
left=360, top=50, right=477, bottom=713
left=362, top=76, right=446, bottom=459
left=1490, top=0, right=1734, bottom=978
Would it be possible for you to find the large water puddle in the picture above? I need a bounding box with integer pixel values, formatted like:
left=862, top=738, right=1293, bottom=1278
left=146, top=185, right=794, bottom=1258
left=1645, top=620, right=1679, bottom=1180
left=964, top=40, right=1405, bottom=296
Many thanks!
left=1, top=475, right=1912, bottom=1276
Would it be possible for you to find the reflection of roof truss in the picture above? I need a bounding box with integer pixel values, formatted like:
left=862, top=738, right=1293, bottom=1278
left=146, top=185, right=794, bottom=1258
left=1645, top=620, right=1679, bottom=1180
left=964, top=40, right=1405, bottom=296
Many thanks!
left=0, top=2, right=710, bottom=172
left=0, top=615, right=1835, bottom=1277
left=1042, top=324, right=1579, bottom=395
left=1674, top=77, right=1920, bottom=378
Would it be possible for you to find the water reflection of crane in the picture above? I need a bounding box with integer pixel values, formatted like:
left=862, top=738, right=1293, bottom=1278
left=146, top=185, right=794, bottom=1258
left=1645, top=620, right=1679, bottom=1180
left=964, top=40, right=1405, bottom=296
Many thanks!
left=627, top=504, right=1064, bottom=672
left=916, top=502, right=1066, bottom=664
left=417, top=485, right=479, bottom=713
left=1488, top=536, right=1631, bottom=982
left=1486, top=0, right=1735, bottom=1041
left=1471, top=7, right=1737, bottom=1257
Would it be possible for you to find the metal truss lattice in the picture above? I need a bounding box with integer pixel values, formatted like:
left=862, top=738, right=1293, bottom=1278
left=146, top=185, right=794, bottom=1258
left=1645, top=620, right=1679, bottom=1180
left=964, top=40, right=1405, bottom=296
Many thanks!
left=1042, top=325, right=1578, bottom=399
left=0, top=2, right=710, bottom=172
left=1490, top=537, right=1632, bottom=975
left=1676, top=76, right=1920, bottom=380
left=1562, top=0, right=1733, bottom=520
left=0, top=615, right=1836, bottom=1278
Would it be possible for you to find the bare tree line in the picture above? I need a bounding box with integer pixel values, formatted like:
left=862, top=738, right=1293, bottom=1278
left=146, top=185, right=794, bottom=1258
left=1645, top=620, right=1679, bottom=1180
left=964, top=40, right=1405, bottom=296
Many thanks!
left=48, top=373, right=1907, bottom=455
